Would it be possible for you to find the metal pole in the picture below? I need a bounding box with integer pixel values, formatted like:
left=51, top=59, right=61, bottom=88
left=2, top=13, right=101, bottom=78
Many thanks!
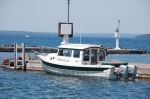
left=118, top=20, right=120, bottom=30
left=22, top=43, right=26, bottom=71
left=16, top=43, right=18, bottom=68
left=14, top=43, right=16, bottom=69
left=67, top=0, right=70, bottom=23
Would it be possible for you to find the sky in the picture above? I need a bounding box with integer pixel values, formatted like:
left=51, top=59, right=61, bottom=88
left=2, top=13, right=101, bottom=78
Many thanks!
left=0, top=0, right=150, bottom=34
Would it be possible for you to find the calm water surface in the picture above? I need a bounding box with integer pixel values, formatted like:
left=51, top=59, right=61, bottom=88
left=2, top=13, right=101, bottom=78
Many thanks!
left=0, top=33, right=150, bottom=98
left=0, top=68, right=150, bottom=99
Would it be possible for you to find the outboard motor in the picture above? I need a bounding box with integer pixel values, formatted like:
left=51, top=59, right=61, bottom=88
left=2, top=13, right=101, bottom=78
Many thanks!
left=128, top=65, right=137, bottom=80
left=118, top=65, right=128, bottom=80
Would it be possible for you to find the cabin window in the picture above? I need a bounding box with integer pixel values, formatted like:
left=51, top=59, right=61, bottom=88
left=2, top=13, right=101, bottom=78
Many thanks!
left=99, top=50, right=105, bottom=61
left=73, top=50, right=80, bottom=58
left=83, top=49, right=89, bottom=61
left=58, top=49, right=64, bottom=56
left=58, top=49, right=72, bottom=57
left=91, top=49, right=97, bottom=61
left=64, top=49, right=72, bottom=57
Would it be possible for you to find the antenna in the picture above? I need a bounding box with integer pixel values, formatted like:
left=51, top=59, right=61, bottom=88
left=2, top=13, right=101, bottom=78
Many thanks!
left=67, top=0, right=70, bottom=23
left=118, top=20, right=120, bottom=31
left=80, top=18, right=82, bottom=44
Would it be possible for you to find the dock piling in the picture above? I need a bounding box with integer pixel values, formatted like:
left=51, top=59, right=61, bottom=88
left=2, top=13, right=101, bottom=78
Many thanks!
left=22, top=43, right=26, bottom=71
left=14, top=43, right=17, bottom=70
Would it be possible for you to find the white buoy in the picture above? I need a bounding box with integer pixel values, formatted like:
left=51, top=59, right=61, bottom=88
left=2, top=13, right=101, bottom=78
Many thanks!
left=115, top=20, right=121, bottom=50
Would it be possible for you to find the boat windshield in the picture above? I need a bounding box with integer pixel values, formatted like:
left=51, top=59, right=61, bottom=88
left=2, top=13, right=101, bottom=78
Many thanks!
left=58, top=49, right=81, bottom=58
left=99, top=50, right=105, bottom=61
left=58, top=49, right=72, bottom=57
left=73, top=50, right=80, bottom=58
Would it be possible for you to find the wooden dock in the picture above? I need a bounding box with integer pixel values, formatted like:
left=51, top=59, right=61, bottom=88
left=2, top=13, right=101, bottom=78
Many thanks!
left=0, top=46, right=57, bottom=53
left=129, top=63, right=150, bottom=79
left=0, top=46, right=148, bottom=54
left=0, top=60, right=150, bottom=79
left=1, top=60, right=44, bottom=71
left=107, top=49, right=148, bottom=54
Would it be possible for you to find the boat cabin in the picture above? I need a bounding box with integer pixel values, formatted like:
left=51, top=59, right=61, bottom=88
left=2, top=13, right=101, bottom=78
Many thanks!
left=57, top=44, right=107, bottom=65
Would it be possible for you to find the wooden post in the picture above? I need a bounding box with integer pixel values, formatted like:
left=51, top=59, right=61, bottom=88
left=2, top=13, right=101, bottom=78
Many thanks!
left=14, top=43, right=17, bottom=69
left=22, top=43, right=26, bottom=71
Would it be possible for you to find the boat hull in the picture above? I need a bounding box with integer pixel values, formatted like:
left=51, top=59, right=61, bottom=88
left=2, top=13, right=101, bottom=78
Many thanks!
left=40, top=59, right=117, bottom=79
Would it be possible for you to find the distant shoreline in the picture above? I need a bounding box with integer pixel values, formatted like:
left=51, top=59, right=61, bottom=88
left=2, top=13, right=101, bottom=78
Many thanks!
left=135, top=34, right=150, bottom=38
left=0, top=30, right=140, bottom=38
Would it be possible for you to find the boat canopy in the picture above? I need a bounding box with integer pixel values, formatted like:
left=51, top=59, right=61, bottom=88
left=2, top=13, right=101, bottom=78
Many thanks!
left=58, top=44, right=102, bottom=50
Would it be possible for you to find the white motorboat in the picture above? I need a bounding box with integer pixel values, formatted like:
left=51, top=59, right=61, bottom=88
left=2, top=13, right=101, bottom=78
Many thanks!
left=25, top=35, right=29, bottom=38
left=38, top=43, right=137, bottom=80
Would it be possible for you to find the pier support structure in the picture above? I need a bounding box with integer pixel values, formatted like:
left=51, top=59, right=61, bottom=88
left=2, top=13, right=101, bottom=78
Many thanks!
left=14, top=43, right=17, bottom=69
left=22, top=43, right=26, bottom=71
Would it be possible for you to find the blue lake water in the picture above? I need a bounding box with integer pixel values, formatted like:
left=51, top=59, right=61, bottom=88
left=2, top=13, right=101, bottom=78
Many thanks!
left=0, top=33, right=150, bottom=98
left=0, top=68, right=150, bottom=99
